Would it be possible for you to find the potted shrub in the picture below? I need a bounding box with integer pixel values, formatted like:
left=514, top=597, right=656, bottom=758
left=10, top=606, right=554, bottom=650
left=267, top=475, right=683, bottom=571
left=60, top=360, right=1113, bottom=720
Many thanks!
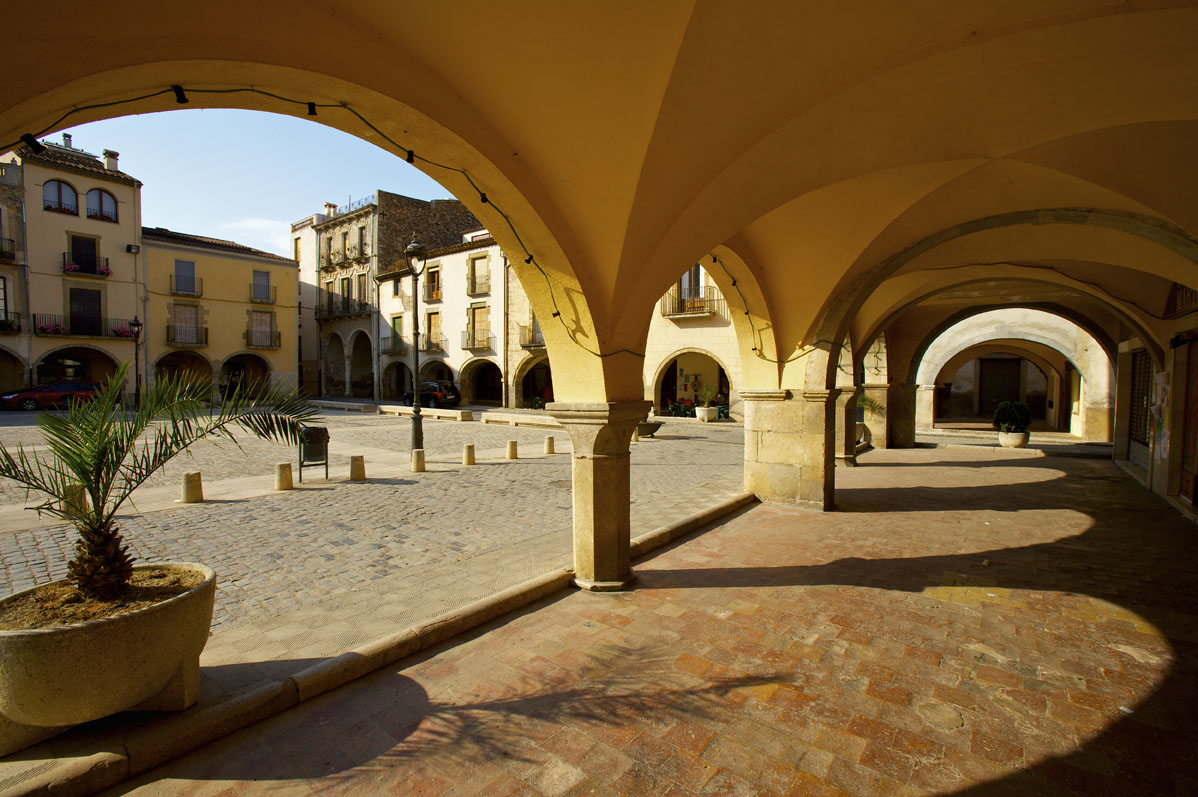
left=0, top=363, right=316, bottom=754
left=993, top=400, right=1032, bottom=448
left=695, top=385, right=718, bottom=422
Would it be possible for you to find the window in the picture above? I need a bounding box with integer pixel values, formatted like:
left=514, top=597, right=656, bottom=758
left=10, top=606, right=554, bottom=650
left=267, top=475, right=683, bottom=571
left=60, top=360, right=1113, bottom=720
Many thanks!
left=357, top=273, right=367, bottom=304
left=392, top=279, right=400, bottom=297
left=173, top=304, right=199, bottom=344
left=1129, top=350, right=1152, bottom=446
left=249, top=310, right=274, bottom=347
left=293, top=237, right=301, bottom=261
left=426, top=267, right=442, bottom=301
left=68, top=235, right=100, bottom=274
left=341, top=232, right=348, bottom=256
left=68, top=287, right=101, bottom=336
left=679, top=264, right=702, bottom=300
left=357, top=226, right=366, bottom=254
left=252, top=270, right=272, bottom=303
left=85, top=189, right=117, bottom=222
left=0, top=275, right=8, bottom=320
left=427, top=311, right=441, bottom=350
left=340, top=276, right=351, bottom=308
left=173, top=259, right=197, bottom=295
left=468, top=256, right=489, bottom=294
left=467, top=305, right=490, bottom=347
left=391, top=315, right=403, bottom=339
left=43, top=180, right=77, bottom=214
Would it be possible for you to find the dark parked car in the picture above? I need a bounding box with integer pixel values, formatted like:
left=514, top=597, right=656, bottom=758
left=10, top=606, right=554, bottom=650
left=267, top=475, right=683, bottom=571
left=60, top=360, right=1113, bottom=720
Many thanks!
left=401, top=380, right=461, bottom=408
left=1, top=381, right=102, bottom=411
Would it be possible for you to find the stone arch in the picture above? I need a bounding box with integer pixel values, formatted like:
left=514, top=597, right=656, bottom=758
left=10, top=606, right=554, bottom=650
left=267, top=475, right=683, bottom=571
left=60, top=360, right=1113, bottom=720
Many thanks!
left=347, top=331, right=373, bottom=398
left=323, top=333, right=345, bottom=396
left=0, top=344, right=27, bottom=392
left=513, top=354, right=553, bottom=409
left=418, top=359, right=452, bottom=383
left=153, top=350, right=214, bottom=386
left=650, top=347, right=736, bottom=416
left=914, top=309, right=1112, bottom=441
left=459, top=357, right=502, bottom=406
left=933, top=342, right=1064, bottom=426
left=381, top=361, right=412, bottom=401
left=35, top=344, right=120, bottom=387
left=219, top=352, right=271, bottom=397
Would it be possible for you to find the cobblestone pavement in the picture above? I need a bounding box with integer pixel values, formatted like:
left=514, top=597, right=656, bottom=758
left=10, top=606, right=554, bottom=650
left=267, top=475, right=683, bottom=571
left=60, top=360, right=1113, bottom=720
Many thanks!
left=118, top=447, right=1198, bottom=795
left=0, top=411, right=744, bottom=627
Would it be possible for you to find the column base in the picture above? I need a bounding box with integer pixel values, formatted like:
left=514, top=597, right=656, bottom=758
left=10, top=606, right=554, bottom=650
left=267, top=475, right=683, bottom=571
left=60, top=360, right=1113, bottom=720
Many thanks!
left=574, top=576, right=635, bottom=592
left=835, top=454, right=857, bottom=467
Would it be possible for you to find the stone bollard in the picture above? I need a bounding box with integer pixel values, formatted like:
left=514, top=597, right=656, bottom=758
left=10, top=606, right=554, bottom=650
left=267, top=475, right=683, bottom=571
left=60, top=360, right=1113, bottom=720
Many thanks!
left=543, top=436, right=555, bottom=455
left=181, top=472, right=203, bottom=503
left=412, top=448, right=426, bottom=473
left=507, top=440, right=518, bottom=459
left=632, top=426, right=640, bottom=443
left=62, top=483, right=88, bottom=520
left=275, top=463, right=294, bottom=491
left=463, top=444, right=475, bottom=466
left=349, top=455, right=366, bottom=481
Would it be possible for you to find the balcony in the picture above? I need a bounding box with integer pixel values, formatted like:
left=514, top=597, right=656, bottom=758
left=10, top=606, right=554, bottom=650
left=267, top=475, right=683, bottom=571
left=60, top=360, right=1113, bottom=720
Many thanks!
left=32, top=313, right=138, bottom=338
left=422, top=283, right=443, bottom=303
left=245, top=328, right=281, bottom=349
left=660, top=286, right=725, bottom=318
left=0, top=238, right=15, bottom=262
left=380, top=335, right=409, bottom=355
left=62, top=253, right=111, bottom=278
left=250, top=284, right=277, bottom=304
left=467, top=273, right=490, bottom=296
left=170, top=275, right=203, bottom=297
left=86, top=207, right=117, bottom=223
left=166, top=324, right=208, bottom=347
left=44, top=199, right=77, bottom=216
left=462, top=330, right=494, bottom=351
left=420, top=333, right=447, bottom=354
left=519, top=323, right=545, bottom=349
left=0, top=313, right=21, bottom=334
left=314, top=295, right=373, bottom=320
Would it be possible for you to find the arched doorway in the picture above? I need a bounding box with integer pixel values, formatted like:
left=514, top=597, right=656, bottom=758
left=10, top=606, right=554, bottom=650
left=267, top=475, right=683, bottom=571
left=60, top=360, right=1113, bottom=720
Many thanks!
left=520, top=359, right=553, bottom=409
left=323, top=334, right=345, bottom=396
left=0, top=348, right=26, bottom=392
left=419, top=360, right=453, bottom=384
left=382, top=361, right=413, bottom=400
left=220, top=353, right=270, bottom=397
left=155, top=351, right=212, bottom=386
left=36, top=347, right=118, bottom=386
left=655, top=351, right=730, bottom=416
left=462, top=359, right=502, bottom=406
left=348, top=332, right=373, bottom=398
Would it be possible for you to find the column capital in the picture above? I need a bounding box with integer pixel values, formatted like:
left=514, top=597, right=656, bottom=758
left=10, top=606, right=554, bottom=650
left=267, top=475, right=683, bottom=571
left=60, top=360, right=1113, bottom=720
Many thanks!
left=739, top=389, right=790, bottom=402
left=546, top=400, right=651, bottom=426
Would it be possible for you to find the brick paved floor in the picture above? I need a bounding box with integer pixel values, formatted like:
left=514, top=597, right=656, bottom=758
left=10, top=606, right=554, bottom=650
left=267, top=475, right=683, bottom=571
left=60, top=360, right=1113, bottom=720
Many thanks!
left=113, top=447, right=1198, bottom=795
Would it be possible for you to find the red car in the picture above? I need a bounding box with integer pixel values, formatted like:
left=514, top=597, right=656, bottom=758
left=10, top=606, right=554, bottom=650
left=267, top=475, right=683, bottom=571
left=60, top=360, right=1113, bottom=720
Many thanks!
left=0, top=381, right=101, bottom=411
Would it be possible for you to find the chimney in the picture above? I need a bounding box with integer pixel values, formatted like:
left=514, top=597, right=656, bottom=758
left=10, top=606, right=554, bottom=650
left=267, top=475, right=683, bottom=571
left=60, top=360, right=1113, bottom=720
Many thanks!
left=103, top=150, right=120, bottom=171
left=323, top=202, right=338, bottom=217
left=62, top=133, right=72, bottom=149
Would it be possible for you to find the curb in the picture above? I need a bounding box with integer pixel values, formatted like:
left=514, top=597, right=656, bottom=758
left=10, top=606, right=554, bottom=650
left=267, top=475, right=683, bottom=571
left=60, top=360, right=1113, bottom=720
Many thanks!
left=4, top=493, right=759, bottom=796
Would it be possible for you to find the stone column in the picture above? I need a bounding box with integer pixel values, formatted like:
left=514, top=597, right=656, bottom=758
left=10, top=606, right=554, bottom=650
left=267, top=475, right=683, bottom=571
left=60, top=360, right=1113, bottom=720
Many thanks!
left=548, top=400, right=651, bottom=591
left=861, top=384, right=889, bottom=449
left=343, top=355, right=353, bottom=397
left=886, top=384, right=918, bottom=448
left=743, top=389, right=838, bottom=510
left=916, top=385, right=936, bottom=431
left=833, top=388, right=858, bottom=467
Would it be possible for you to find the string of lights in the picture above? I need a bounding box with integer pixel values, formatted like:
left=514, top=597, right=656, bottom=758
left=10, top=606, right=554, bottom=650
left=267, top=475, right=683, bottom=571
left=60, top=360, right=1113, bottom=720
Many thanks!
left=6, top=84, right=645, bottom=359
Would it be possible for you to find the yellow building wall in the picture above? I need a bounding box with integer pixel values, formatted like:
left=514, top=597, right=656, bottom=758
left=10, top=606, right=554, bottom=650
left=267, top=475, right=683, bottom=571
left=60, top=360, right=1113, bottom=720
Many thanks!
left=144, top=241, right=298, bottom=392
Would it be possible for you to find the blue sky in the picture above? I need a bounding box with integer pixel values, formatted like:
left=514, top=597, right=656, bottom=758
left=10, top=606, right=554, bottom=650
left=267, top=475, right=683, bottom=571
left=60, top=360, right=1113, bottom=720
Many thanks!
left=58, top=110, right=454, bottom=257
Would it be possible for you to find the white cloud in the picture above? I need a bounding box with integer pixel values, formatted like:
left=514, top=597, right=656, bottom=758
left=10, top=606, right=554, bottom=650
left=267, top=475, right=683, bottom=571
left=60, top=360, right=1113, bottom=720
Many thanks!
left=215, top=218, right=291, bottom=257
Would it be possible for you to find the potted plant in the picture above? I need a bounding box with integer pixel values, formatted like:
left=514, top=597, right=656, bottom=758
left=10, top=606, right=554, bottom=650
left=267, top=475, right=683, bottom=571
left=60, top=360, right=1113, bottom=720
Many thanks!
left=993, top=400, right=1032, bottom=448
left=0, top=363, right=316, bottom=755
left=695, top=385, right=718, bottom=422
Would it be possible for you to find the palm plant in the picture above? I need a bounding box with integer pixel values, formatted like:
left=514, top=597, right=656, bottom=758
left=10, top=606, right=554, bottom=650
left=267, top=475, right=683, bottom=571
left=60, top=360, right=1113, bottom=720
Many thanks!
left=0, top=363, right=318, bottom=601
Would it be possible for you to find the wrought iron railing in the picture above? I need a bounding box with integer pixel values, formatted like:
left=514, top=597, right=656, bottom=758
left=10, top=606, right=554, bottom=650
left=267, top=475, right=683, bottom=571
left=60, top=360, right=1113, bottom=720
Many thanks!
left=423, top=283, right=443, bottom=302
left=170, top=274, right=203, bottom=296
left=44, top=199, right=77, bottom=215
left=0, top=238, right=15, bottom=261
left=660, top=285, right=724, bottom=317
left=0, top=313, right=21, bottom=334
left=166, top=324, right=208, bottom=346
left=62, top=252, right=110, bottom=277
left=245, top=328, right=281, bottom=349
left=250, top=284, right=277, bottom=304
left=462, top=330, right=494, bottom=350
left=380, top=335, right=409, bottom=355
left=314, top=293, right=372, bottom=319
left=86, top=207, right=117, bottom=222
left=420, top=333, right=447, bottom=354
left=467, top=273, right=490, bottom=296
left=519, top=323, right=545, bottom=348
left=32, top=313, right=137, bottom=338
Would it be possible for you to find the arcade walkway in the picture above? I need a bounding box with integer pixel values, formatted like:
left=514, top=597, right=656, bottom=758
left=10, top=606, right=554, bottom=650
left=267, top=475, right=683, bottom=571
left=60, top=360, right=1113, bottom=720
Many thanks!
left=119, top=448, right=1197, bottom=795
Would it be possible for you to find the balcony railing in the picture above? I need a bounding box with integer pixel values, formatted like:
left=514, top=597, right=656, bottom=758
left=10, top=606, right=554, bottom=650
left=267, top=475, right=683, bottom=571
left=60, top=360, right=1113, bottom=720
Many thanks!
left=245, top=328, right=281, bottom=349
left=319, top=253, right=335, bottom=270
left=420, top=333, right=447, bottom=354
left=62, top=252, right=110, bottom=277
left=519, top=323, right=545, bottom=348
left=380, top=335, right=408, bottom=355
left=462, top=330, right=494, bottom=350
left=166, top=324, right=208, bottom=347
left=0, top=313, right=21, bottom=334
left=660, top=286, right=724, bottom=317
left=0, top=238, right=15, bottom=261
left=170, top=275, right=203, bottom=296
left=32, top=313, right=137, bottom=338
left=467, top=273, right=490, bottom=296
left=44, top=199, right=77, bottom=215
left=86, top=207, right=117, bottom=223
left=314, top=295, right=373, bottom=319
left=250, top=284, right=277, bottom=304
left=423, top=283, right=443, bottom=302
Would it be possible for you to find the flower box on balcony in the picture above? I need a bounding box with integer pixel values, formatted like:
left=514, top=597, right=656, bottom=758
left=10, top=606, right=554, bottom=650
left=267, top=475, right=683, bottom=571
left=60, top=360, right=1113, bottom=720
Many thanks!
left=37, top=324, right=67, bottom=335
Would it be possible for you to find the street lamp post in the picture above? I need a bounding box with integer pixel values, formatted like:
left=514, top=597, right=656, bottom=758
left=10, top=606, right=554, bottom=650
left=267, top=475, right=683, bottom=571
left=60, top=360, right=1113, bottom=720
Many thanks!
left=405, top=235, right=428, bottom=451
left=129, top=315, right=143, bottom=409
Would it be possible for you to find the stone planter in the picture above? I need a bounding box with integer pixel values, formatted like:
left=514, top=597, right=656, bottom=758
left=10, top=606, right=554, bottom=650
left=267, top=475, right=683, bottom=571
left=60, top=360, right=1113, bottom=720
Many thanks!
left=998, top=431, right=1030, bottom=448
left=0, top=562, right=216, bottom=755
left=695, top=406, right=718, bottom=422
